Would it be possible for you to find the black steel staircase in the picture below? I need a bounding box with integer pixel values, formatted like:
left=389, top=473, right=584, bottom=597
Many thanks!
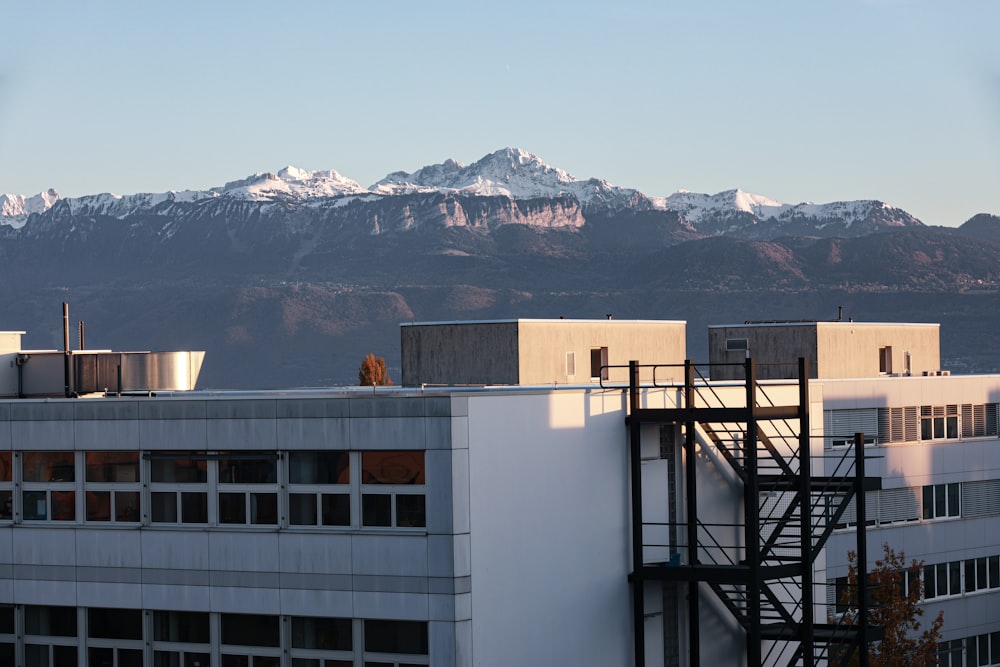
left=625, top=358, right=880, bottom=666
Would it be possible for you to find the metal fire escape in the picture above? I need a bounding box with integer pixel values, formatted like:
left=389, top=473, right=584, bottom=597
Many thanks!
left=625, top=358, right=881, bottom=667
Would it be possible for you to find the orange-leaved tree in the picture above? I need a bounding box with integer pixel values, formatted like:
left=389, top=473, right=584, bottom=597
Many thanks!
left=358, top=353, right=392, bottom=387
left=837, top=543, right=943, bottom=666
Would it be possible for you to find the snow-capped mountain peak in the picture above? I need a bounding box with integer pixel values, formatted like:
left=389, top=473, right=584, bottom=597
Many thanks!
left=371, top=147, right=652, bottom=211
left=214, top=166, right=365, bottom=200
left=0, top=189, right=60, bottom=228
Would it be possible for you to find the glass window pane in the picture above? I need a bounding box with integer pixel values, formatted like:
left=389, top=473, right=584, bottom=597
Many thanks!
left=0, top=452, right=11, bottom=481
left=151, top=492, right=178, bottom=523
left=23, top=490, right=47, bottom=520
left=250, top=493, right=277, bottom=525
left=51, top=491, right=75, bottom=521
left=924, top=565, right=936, bottom=598
left=0, top=605, right=13, bottom=634
left=947, top=416, right=959, bottom=438
left=937, top=564, right=948, bottom=596
left=53, top=645, right=78, bottom=667
left=25, top=605, right=77, bottom=636
left=119, top=649, right=144, bottom=667
left=935, top=485, right=947, bottom=518
left=966, top=559, right=977, bottom=593
left=152, top=455, right=207, bottom=483
left=321, top=494, right=350, bottom=527
left=362, top=494, right=391, bottom=527
left=0, top=491, right=10, bottom=520
left=922, top=485, right=934, bottom=519
left=185, top=653, right=210, bottom=667
left=978, top=557, right=988, bottom=592
left=89, top=608, right=142, bottom=639
left=221, top=657, right=249, bottom=667
left=364, top=619, right=428, bottom=654
left=289, top=451, right=349, bottom=484
left=154, top=611, right=210, bottom=643
left=23, top=451, right=75, bottom=482
left=934, top=417, right=945, bottom=439
left=221, top=613, right=279, bottom=647
left=396, top=495, right=426, bottom=528
left=115, top=491, right=141, bottom=522
left=0, top=644, right=12, bottom=667
left=218, top=455, right=276, bottom=484
left=86, top=491, right=112, bottom=521
left=289, top=494, right=317, bottom=525
left=291, top=616, right=352, bottom=650
left=921, top=418, right=933, bottom=441
left=24, top=644, right=46, bottom=667
left=991, top=631, right=1000, bottom=663
left=947, top=483, right=961, bottom=516
left=89, top=647, right=114, bottom=665
left=950, top=561, right=962, bottom=596
left=219, top=493, right=246, bottom=524
left=86, top=451, right=139, bottom=482
left=990, top=556, right=1000, bottom=589
left=181, top=492, right=208, bottom=523
left=362, top=452, right=424, bottom=484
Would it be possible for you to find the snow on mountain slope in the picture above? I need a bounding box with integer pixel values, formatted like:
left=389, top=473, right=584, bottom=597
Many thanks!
left=0, top=189, right=60, bottom=228
left=0, top=150, right=927, bottom=238
left=372, top=147, right=655, bottom=211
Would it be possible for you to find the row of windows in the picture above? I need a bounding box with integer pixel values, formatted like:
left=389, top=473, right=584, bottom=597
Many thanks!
left=832, top=553, right=1000, bottom=612
left=834, top=481, right=970, bottom=529
left=825, top=403, right=1000, bottom=448
left=939, top=632, right=1000, bottom=667
left=0, top=450, right=426, bottom=529
left=0, top=605, right=428, bottom=667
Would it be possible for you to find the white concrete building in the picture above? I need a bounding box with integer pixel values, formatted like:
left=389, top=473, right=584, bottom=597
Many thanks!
left=0, top=319, right=995, bottom=666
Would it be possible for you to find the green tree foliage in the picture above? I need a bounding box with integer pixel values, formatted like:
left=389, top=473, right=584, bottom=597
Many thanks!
left=358, top=353, right=392, bottom=387
left=838, top=543, right=944, bottom=666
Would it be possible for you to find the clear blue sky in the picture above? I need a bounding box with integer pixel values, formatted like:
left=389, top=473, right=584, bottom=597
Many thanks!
left=1, top=1, right=997, bottom=226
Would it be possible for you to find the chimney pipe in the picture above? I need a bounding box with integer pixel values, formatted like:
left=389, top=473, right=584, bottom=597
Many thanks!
left=78, top=320, right=85, bottom=351
left=63, top=302, right=71, bottom=397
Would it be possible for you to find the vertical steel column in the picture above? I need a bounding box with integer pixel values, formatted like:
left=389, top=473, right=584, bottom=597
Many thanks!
left=629, top=361, right=646, bottom=667
left=798, top=357, right=815, bottom=666
left=854, top=432, right=869, bottom=667
left=743, top=358, right=761, bottom=666
left=684, top=360, right=700, bottom=666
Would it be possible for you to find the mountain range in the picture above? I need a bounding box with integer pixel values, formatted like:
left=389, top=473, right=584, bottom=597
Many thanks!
left=1, top=148, right=998, bottom=388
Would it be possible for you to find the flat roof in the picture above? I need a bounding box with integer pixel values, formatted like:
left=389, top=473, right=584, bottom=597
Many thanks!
left=708, top=321, right=939, bottom=329
left=401, top=318, right=686, bottom=326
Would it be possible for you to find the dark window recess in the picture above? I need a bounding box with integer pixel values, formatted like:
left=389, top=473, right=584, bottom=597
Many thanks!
left=363, top=494, right=392, bottom=527
left=362, top=452, right=424, bottom=485
left=396, top=495, right=426, bottom=528
left=25, top=605, right=78, bottom=636
left=364, top=620, right=429, bottom=655
left=218, top=455, right=277, bottom=484
left=220, top=614, right=280, bottom=647
left=322, top=494, right=351, bottom=526
left=289, top=451, right=350, bottom=484
left=153, top=611, right=210, bottom=644
left=89, top=608, right=142, bottom=640
left=291, top=616, right=352, bottom=650
left=0, top=605, right=12, bottom=634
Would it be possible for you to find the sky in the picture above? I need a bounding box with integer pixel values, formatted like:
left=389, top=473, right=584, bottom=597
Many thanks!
left=1, top=1, right=998, bottom=227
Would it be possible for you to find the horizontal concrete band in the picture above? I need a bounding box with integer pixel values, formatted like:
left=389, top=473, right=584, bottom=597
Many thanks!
left=1, top=563, right=470, bottom=595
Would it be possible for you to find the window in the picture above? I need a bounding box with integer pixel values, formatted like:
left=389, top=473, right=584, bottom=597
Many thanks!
left=970, top=631, right=1000, bottom=667
left=217, top=452, right=279, bottom=525
left=153, top=611, right=211, bottom=667
left=88, top=608, right=143, bottom=667
left=221, top=613, right=281, bottom=667
left=0, top=453, right=11, bottom=520
left=289, top=451, right=350, bottom=527
left=921, top=405, right=959, bottom=440
left=924, top=561, right=962, bottom=599
left=565, top=351, right=576, bottom=378
left=361, top=452, right=425, bottom=528
left=923, top=483, right=961, bottom=520
left=85, top=451, right=141, bottom=523
left=879, top=346, right=892, bottom=374
left=965, top=556, right=1000, bottom=594
left=21, top=451, right=76, bottom=521
left=726, top=338, right=748, bottom=352
left=291, top=616, right=353, bottom=667
left=590, top=347, right=608, bottom=381
left=938, top=639, right=965, bottom=667
left=149, top=452, right=209, bottom=524
left=363, top=620, right=429, bottom=666
left=0, top=605, right=12, bottom=666
left=24, top=605, right=78, bottom=667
